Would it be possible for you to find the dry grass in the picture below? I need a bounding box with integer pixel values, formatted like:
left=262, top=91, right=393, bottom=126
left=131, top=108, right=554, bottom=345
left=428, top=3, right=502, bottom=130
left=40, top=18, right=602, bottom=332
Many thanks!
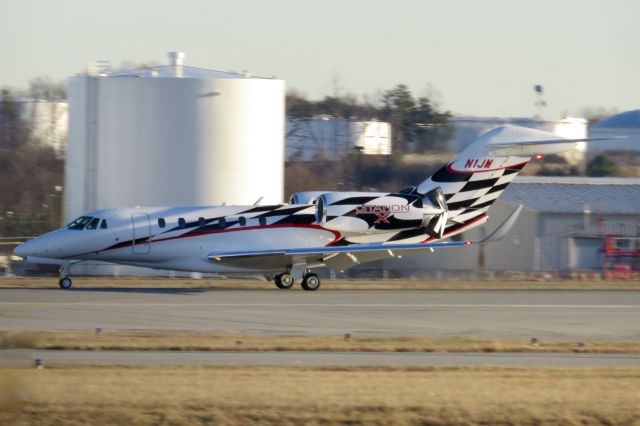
left=2, top=276, right=640, bottom=290
left=2, top=330, right=640, bottom=354
left=1, top=365, right=639, bottom=425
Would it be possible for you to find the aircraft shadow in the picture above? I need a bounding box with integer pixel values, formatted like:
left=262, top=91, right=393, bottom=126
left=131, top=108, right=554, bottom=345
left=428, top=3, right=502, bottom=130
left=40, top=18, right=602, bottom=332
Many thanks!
left=5, top=287, right=270, bottom=295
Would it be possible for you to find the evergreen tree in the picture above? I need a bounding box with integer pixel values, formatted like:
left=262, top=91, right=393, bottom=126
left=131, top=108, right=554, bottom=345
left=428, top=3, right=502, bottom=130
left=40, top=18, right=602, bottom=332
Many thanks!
left=586, top=155, right=618, bottom=177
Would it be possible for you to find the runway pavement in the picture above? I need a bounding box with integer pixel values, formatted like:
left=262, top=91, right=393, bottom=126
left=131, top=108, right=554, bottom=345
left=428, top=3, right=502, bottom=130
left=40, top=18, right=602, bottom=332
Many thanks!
left=1, top=288, right=639, bottom=341
left=1, top=349, right=639, bottom=367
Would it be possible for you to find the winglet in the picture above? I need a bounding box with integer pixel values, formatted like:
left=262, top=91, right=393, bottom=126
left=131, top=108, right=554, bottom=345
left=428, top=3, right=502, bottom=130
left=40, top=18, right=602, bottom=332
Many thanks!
left=478, top=204, right=523, bottom=244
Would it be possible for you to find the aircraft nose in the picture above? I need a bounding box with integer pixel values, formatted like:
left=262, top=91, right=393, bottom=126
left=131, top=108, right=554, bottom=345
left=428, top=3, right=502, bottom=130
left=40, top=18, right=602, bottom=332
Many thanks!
left=13, top=241, right=33, bottom=257
left=13, top=238, right=45, bottom=258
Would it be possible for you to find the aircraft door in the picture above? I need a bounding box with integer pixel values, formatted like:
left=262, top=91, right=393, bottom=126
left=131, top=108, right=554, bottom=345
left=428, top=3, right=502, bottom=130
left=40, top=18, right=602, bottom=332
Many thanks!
left=131, top=213, right=151, bottom=254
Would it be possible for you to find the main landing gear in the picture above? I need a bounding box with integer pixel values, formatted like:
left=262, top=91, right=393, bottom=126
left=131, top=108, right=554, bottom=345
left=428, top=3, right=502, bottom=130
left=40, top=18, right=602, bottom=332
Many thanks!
left=273, top=272, right=321, bottom=291
left=274, top=273, right=294, bottom=289
left=301, top=273, right=321, bottom=291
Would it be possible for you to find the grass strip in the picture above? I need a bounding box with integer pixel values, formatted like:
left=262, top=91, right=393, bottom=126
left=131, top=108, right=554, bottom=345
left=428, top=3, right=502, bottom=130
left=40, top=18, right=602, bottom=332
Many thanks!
left=2, top=330, right=640, bottom=353
left=1, top=365, right=639, bottom=425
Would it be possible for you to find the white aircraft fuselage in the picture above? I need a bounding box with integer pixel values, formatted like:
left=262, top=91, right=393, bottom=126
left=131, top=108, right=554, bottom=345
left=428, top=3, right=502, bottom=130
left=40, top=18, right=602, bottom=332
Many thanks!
left=15, top=125, right=609, bottom=290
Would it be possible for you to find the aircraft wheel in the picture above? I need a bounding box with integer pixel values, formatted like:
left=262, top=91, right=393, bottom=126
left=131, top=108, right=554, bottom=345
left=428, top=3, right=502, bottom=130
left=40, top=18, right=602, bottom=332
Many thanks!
left=301, top=273, right=321, bottom=291
left=274, top=273, right=294, bottom=289
left=58, top=277, right=73, bottom=289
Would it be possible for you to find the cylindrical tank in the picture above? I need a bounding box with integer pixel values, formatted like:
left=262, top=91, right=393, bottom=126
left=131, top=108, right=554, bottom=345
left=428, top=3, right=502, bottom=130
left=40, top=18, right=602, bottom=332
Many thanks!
left=65, top=52, right=284, bottom=222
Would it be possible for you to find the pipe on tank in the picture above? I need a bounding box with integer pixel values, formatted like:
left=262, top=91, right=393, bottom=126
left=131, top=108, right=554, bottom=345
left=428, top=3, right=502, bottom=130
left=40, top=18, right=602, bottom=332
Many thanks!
left=168, top=52, right=185, bottom=78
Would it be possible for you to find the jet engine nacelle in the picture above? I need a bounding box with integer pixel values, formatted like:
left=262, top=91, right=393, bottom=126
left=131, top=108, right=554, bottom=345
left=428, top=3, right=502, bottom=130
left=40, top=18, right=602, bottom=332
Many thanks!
left=314, top=190, right=446, bottom=234
left=289, top=191, right=331, bottom=205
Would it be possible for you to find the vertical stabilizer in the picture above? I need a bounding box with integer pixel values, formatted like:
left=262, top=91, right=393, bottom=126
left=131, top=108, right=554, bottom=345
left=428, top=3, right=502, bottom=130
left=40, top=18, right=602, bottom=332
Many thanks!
left=416, top=125, right=579, bottom=227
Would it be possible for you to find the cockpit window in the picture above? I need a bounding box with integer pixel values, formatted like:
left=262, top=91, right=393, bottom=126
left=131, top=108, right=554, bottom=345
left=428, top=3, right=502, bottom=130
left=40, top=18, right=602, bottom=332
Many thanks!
left=100, top=219, right=108, bottom=229
left=86, top=218, right=100, bottom=230
left=67, top=216, right=92, bottom=230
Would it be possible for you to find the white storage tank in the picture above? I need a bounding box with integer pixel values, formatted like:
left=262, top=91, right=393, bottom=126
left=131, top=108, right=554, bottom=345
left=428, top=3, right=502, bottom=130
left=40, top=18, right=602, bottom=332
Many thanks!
left=66, top=52, right=285, bottom=222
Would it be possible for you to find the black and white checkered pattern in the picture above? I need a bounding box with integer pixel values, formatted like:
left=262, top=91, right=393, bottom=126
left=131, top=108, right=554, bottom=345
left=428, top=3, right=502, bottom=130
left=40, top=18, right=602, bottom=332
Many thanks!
left=427, top=159, right=528, bottom=227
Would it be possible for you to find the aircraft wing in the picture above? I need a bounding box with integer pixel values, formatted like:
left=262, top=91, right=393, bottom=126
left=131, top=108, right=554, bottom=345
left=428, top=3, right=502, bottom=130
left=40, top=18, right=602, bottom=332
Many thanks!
left=208, top=240, right=469, bottom=260
left=208, top=240, right=469, bottom=273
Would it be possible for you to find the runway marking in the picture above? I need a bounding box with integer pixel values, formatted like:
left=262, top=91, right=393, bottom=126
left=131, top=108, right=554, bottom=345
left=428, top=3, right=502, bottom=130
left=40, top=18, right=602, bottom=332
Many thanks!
left=0, top=303, right=638, bottom=309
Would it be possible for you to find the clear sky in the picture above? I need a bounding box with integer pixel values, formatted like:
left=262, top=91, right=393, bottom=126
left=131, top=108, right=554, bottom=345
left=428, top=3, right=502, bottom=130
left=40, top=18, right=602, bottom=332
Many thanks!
left=1, top=0, right=638, bottom=118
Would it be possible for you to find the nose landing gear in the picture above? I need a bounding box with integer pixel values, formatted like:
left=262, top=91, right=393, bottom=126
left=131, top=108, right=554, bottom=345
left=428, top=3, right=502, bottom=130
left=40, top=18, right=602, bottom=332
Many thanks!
left=58, top=277, right=73, bottom=289
left=58, top=264, right=73, bottom=289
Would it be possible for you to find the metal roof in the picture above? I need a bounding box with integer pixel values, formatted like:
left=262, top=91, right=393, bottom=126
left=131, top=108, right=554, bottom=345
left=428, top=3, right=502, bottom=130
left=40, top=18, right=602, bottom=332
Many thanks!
left=592, top=110, right=640, bottom=129
left=499, top=176, right=640, bottom=214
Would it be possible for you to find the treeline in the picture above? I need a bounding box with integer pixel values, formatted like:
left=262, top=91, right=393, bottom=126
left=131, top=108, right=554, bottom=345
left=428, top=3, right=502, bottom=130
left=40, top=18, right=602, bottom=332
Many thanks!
left=287, top=84, right=453, bottom=154
left=0, top=89, right=64, bottom=238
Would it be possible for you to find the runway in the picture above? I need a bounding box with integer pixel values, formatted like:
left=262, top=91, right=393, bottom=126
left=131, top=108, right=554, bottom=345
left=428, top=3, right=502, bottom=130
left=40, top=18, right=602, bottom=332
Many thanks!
left=1, top=288, right=639, bottom=340
left=2, top=349, right=639, bottom=368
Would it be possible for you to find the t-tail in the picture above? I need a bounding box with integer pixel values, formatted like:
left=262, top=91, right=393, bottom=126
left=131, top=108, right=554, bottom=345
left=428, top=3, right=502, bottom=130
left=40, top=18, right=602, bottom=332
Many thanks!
left=414, top=125, right=611, bottom=237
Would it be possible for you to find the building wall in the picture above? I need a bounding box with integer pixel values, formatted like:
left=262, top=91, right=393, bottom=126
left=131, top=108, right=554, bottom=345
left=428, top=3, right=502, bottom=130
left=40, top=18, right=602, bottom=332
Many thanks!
left=379, top=205, right=638, bottom=276
left=286, top=118, right=391, bottom=161
left=538, top=213, right=639, bottom=271
left=66, top=77, right=93, bottom=219
left=351, top=121, right=391, bottom=155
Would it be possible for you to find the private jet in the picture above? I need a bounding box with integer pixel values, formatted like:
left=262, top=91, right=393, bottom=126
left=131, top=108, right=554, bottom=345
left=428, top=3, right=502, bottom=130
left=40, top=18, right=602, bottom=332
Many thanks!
left=14, top=125, right=608, bottom=290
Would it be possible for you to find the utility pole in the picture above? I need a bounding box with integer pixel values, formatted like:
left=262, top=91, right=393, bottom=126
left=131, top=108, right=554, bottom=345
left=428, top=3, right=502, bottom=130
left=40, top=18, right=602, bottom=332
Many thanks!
left=533, top=84, right=546, bottom=119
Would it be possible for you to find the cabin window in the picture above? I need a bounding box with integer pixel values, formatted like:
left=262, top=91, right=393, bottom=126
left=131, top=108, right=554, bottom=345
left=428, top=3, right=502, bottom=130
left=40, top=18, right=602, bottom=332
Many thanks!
left=259, top=217, right=267, bottom=226
left=85, top=217, right=100, bottom=230
left=178, top=218, right=186, bottom=228
left=67, top=216, right=92, bottom=230
left=158, top=218, right=166, bottom=228
left=100, top=219, right=108, bottom=229
left=218, top=218, right=226, bottom=227
left=198, top=217, right=206, bottom=227
left=238, top=216, right=246, bottom=226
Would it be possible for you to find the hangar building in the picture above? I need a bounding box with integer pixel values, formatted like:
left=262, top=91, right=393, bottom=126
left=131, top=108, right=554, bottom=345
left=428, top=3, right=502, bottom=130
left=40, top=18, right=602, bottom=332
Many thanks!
left=589, top=110, right=640, bottom=156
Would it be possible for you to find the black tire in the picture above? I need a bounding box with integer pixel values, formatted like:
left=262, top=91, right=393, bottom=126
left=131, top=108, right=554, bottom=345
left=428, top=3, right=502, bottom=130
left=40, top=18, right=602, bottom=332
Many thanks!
left=58, top=277, right=72, bottom=289
left=301, top=273, right=321, bottom=291
left=274, top=273, right=294, bottom=289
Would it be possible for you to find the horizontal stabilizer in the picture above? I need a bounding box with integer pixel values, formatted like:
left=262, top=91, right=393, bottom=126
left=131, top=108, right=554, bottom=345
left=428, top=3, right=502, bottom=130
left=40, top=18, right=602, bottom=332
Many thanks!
left=489, top=136, right=626, bottom=149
